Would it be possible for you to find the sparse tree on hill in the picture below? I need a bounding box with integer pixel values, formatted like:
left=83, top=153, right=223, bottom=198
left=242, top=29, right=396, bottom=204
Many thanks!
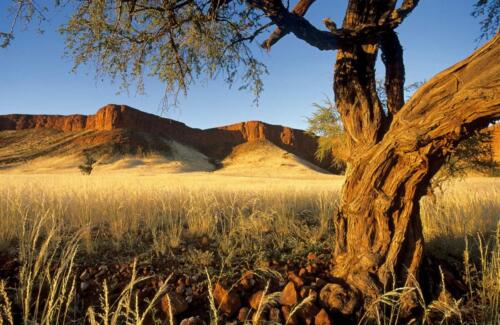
left=4, top=0, right=500, bottom=317
left=78, top=152, right=96, bottom=175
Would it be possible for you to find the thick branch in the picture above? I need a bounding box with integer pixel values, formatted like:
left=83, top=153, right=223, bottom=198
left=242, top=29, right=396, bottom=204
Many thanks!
left=247, top=0, right=341, bottom=51
left=389, top=33, right=500, bottom=148
left=260, top=0, right=316, bottom=49
left=380, top=30, right=405, bottom=116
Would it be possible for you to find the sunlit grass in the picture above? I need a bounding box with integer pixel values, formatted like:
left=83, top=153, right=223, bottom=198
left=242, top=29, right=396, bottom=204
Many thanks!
left=0, top=173, right=498, bottom=323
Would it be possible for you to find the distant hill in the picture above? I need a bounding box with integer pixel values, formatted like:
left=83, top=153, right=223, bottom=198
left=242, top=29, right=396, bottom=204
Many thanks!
left=0, top=104, right=333, bottom=175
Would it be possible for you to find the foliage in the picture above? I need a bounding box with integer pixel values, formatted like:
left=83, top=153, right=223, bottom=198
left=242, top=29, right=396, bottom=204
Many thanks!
left=306, top=97, right=347, bottom=173
left=442, top=129, right=497, bottom=178
left=78, top=152, right=96, bottom=175
left=472, top=0, right=500, bottom=42
left=59, top=0, right=269, bottom=105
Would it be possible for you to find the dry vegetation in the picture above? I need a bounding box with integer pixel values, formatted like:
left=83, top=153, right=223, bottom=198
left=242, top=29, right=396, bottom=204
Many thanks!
left=0, top=173, right=498, bottom=323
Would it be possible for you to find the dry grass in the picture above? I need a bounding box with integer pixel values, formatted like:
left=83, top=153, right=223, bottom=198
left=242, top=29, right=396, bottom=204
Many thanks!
left=0, top=173, right=498, bottom=323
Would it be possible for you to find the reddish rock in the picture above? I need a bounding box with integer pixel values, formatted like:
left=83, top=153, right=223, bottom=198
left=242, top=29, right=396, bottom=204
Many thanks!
left=0, top=104, right=334, bottom=170
left=297, top=302, right=319, bottom=325
left=180, top=316, right=205, bottom=325
left=281, top=306, right=299, bottom=325
left=236, top=307, right=252, bottom=322
left=249, top=290, right=265, bottom=310
left=280, top=282, right=298, bottom=306
left=161, top=292, right=188, bottom=317
left=239, top=271, right=255, bottom=289
left=288, top=272, right=304, bottom=288
left=213, top=282, right=241, bottom=317
left=269, top=307, right=281, bottom=322
left=314, top=309, right=332, bottom=325
left=237, top=307, right=251, bottom=322
left=307, top=252, right=317, bottom=261
left=319, top=283, right=358, bottom=316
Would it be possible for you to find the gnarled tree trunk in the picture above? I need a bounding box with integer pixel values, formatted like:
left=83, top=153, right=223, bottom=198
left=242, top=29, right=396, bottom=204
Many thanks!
left=322, top=32, right=500, bottom=315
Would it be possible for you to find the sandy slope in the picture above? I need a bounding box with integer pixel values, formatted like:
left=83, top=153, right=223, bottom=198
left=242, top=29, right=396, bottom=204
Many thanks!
left=0, top=130, right=333, bottom=177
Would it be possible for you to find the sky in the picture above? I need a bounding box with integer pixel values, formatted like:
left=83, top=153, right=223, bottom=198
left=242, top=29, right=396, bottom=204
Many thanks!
left=0, top=1, right=486, bottom=130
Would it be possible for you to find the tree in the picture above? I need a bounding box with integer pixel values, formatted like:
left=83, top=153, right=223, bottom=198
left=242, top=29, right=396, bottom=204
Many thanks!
left=306, top=97, right=347, bottom=173
left=4, top=0, right=500, bottom=317
left=78, top=152, right=96, bottom=175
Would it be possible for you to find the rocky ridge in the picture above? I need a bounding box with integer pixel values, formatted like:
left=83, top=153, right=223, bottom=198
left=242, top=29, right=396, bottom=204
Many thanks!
left=0, top=104, right=332, bottom=171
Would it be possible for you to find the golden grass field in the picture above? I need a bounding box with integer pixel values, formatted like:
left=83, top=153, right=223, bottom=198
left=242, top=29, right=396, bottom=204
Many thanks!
left=0, top=173, right=498, bottom=324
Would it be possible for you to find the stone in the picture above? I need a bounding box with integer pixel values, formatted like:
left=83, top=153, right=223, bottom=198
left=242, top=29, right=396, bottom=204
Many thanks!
left=281, top=306, right=299, bottom=325
left=280, top=282, right=298, bottom=306
left=315, top=278, right=327, bottom=289
left=269, top=307, right=281, bottom=322
left=161, top=292, right=188, bottom=317
left=200, top=236, right=210, bottom=247
left=180, top=316, right=205, bottom=325
left=297, top=302, right=319, bottom=325
left=176, top=283, right=186, bottom=294
left=314, top=309, right=332, bottom=325
left=249, top=290, right=265, bottom=310
left=80, top=281, right=90, bottom=291
left=240, top=271, right=255, bottom=289
left=237, top=307, right=251, bottom=322
left=288, top=272, right=304, bottom=287
left=319, top=283, right=359, bottom=316
left=213, top=282, right=241, bottom=316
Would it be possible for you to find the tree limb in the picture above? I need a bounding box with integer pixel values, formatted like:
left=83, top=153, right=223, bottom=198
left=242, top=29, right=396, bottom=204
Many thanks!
left=260, top=0, right=317, bottom=49
left=246, top=0, right=341, bottom=51
left=380, top=30, right=405, bottom=116
left=388, top=33, right=500, bottom=150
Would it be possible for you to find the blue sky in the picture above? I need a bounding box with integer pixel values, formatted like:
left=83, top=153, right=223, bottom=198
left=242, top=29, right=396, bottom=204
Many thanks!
left=0, top=1, right=485, bottom=130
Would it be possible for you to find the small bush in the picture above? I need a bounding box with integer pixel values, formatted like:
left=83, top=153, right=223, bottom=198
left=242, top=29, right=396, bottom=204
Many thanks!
left=78, top=152, right=96, bottom=175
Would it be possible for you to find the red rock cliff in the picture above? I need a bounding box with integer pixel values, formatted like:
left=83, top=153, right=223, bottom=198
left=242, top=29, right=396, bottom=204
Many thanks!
left=0, top=104, right=332, bottom=170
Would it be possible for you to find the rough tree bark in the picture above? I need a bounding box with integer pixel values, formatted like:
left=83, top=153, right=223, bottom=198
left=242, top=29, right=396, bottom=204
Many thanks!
left=252, top=0, right=500, bottom=316
left=326, top=33, right=500, bottom=315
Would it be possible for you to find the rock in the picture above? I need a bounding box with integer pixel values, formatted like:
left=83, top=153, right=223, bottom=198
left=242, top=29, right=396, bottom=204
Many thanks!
left=314, top=309, right=332, bottom=325
left=200, top=235, right=210, bottom=247
left=288, top=272, right=304, bottom=287
left=240, top=271, right=255, bottom=289
left=252, top=310, right=267, bottom=325
left=269, top=307, right=281, bottom=322
left=297, top=302, right=319, bottom=325
left=213, top=282, right=241, bottom=316
left=80, top=281, right=90, bottom=291
left=237, top=307, right=251, bottom=322
left=249, top=290, right=265, bottom=310
left=161, top=292, right=188, bottom=317
left=306, top=264, right=316, bottom=274
left=315, top=278, right=327, bottom=289
left=180, top=316, right=205, bottom=325
left=307, top=252, right=317, bottom=261
left=281, top=306, right=299, bottom=325
left=280, top=282, right=298, bottom=306
left=319, top=283, right=359, bottom=316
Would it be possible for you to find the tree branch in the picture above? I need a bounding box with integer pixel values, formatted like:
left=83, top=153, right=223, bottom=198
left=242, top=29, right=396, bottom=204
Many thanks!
left=388, top=33, right=500, bottom=151
left=260, top=0, right=316, bottom=49
left=246, top=0, right=341, bottom=51
left=380, top=30, right=405, bottom=116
